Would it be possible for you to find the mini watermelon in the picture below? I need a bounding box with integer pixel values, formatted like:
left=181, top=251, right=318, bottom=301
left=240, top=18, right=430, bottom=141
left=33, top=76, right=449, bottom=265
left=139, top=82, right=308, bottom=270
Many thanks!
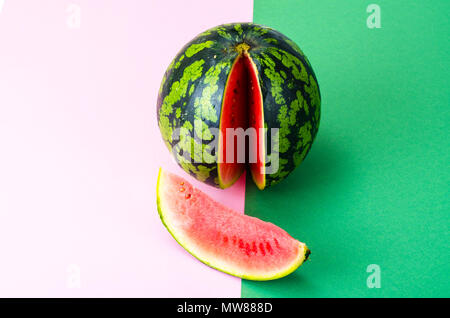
left=157, top=23, right=320, bottom=190
left=157, top=168, right=310, bottom=280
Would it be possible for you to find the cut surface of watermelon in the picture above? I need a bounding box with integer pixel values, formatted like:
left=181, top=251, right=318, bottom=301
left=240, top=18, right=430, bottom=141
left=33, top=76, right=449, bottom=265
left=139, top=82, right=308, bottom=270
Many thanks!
left=244, top=55, right=265, bottom=190
left=218, top=54, right=249, bottom=189
left=218, top=47, right=266, bottom=190
left=157, top=168, right=310, bottom=280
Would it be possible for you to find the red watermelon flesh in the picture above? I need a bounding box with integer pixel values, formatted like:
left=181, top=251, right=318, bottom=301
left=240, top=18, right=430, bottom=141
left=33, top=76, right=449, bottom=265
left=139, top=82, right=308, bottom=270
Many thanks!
left=245, top=56, right=266, bottom=190
left=218, top=49, right=266, bottom=190
left=157, top=168, right=310, bottom=280
left=218, top=55, right=249, bottom=188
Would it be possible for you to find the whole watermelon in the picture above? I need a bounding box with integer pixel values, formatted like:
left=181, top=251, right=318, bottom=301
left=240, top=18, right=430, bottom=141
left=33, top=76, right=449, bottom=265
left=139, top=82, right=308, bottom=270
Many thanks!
left=157, top=23, right=320, bottom=190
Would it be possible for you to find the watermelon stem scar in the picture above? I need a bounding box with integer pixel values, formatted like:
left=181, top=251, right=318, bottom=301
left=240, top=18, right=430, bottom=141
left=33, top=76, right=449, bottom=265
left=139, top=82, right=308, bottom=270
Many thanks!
left=157, top=168, right=310, bottom=281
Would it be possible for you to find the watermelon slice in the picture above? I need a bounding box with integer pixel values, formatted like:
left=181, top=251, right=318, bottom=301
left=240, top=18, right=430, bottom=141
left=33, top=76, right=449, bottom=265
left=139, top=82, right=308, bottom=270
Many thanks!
left=157, top=168, right=310, bottom=280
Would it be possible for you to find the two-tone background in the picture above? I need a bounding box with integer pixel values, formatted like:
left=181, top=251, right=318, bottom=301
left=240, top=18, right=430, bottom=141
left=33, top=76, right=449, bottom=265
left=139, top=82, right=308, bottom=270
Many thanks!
left=0, top=0, right=448, bottom=297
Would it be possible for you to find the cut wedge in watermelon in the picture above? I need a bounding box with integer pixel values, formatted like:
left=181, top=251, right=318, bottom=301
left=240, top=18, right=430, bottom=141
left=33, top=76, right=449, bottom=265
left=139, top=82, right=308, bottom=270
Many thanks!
left=218, top=46, right=266, bottom=190
left=157, top=168, right=310, bottom=281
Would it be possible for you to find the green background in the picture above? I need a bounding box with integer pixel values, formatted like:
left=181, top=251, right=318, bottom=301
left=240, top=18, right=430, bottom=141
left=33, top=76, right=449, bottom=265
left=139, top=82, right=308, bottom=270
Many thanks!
left=243, top=0, right=449, bottom=297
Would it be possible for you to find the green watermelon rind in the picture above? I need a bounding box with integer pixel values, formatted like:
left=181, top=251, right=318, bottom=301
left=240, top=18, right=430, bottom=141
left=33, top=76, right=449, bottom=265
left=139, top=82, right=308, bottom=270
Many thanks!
left=156, top=168, right=310, bottom=281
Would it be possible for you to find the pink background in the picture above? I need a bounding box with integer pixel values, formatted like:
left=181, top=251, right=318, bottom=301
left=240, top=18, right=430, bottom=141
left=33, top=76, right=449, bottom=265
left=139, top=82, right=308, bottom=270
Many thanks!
left=0, top=0, right=252, bottom=297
